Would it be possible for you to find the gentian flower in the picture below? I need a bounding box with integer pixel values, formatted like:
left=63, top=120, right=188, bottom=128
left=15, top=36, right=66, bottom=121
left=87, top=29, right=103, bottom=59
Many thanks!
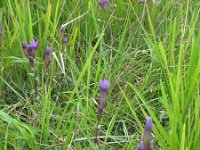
left=22, top=41, right=28, bottom=50
left=0, top=26, right=2, bottom=37
left=138, top=141, right=145, bottom=150
left=29, top=39, right=39, bottom=50
left=138, top=117, right=154, bottom=150
left=149, top=142, right=153, bottom=150
left=100, top=80, right=110, bottom=92
left=145, top=117, right=152, bottom=133
left=22, top=39, right=39, bottom=66
left=45, top=46, right=51, bottom=69
left=63, top=36, right=67, bottom=44
left=60, top=26, right=68, bottom=45
left=97, top=79, right=110, bottom=119
left=95, top=79, right=110, bottom=146
left=98, top=0, right=109, bottom=10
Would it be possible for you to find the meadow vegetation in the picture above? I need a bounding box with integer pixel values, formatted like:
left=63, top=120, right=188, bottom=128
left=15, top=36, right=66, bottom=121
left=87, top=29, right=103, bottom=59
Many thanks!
left=0, top=0, right=200, bottom=149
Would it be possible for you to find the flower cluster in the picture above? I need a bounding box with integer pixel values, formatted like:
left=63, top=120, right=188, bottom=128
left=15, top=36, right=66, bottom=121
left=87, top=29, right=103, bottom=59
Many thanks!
left=22, top=39, right=39, bottom=66
left=97, top=79, right=110, bottom=119
left=138, top=117, right=153, bottom=150
left=22, top=25, right=70, bottom=69
left=22, top=40, right=53, bottom=70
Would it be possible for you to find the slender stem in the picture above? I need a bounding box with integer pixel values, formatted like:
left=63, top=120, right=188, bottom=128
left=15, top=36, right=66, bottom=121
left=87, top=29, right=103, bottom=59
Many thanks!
left=95, top=118, right=101, bottom=149
left=31, top=63, right=38, bottom=105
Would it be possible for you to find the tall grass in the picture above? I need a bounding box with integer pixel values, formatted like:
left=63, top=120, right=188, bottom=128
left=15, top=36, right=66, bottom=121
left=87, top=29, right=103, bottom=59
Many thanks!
left=0, top=0, right=200, bottom=149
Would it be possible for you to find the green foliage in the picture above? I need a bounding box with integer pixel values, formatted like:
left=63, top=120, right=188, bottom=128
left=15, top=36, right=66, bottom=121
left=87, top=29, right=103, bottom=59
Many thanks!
left=0, top=0, right=200, bottom=149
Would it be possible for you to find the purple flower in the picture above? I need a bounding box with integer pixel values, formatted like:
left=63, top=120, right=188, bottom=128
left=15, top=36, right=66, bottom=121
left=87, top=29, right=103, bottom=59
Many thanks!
left=97, top=79, right=110, bottom=119
left=22, top=39, right=38, bottom=57
left=22, top=39, right=39, bottom=66
left=46, top=46, right=51, bottom=55
left=139, top=117, right=153, bottom=150
left=63, top=36, right=67, bottom=44
left=22, top=41, right=28, bottom=49
left=138, top=141, right=145, bottom=150
left=145, top=117, right=152, bottom=133
left=149, top=141, right=153, bottom=150
left=22, top=41, right=28, bottom=55
left=99, top=79, right=110, bottom=105
left=45, top=46, right=51, bottom=69
left=29, top=39, right=39, bottom=49
left=0, top=26, right=2, bottom=37
left=100, top=79, right=110, bottom=93
left=98, top=0, right=109, bottom=10
left=60, top=26, right=68, bottom=45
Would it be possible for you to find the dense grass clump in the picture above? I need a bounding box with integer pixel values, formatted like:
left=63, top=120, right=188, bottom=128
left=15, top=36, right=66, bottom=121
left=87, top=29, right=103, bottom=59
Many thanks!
left=0, top=0, right=200, bottom=149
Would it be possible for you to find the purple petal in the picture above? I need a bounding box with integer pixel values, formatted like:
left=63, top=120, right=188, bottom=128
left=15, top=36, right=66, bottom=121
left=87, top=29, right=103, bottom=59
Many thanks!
left=100, top=79, right=110, bottom=92
left=22, top=41, right=28, bottom=50
left=46, top=46, right=51, bottom=55
left=137, top=141, right=145, bottom=150
left=29, top=39, right=39, bottom=49
left=63, top=36, right=67, bottom=44
left=0, top=26, right=2, bottom=37
left=98, top=0, right=109, bottom=10
left=45, top=46, right=51, bottom=69
left=149, top=141, right=153, bottom=150
left=45, top=46, right=51, bottom=61
left=145, top=117, right=152, bottom=132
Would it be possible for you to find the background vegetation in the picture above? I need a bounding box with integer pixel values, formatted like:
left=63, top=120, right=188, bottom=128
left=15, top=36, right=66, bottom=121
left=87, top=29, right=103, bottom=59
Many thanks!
left=0, top=0, right=200, bottom=149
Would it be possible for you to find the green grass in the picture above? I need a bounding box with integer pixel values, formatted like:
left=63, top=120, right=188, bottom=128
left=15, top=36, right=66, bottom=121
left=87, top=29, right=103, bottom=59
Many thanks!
left=0, top=0, right=200, bottom=149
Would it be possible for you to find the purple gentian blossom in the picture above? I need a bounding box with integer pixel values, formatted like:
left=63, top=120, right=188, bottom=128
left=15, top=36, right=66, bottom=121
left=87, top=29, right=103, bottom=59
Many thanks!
left=138, top=117, right=154, bottom=150
left=0, top=26, right=2, bottom=37
left=22, top=41, right=28, bottom=49
left=98, top=0, right=109, bottom=10
left=100, top=79, right=110, bottom=92
left=97, top=79, right=110, bottom=119
left=149, top=142, right=153, bottom=150
left=95, top=79, right=110, bottom=146
left=63, top=36, right=67, bottom=44
left=45, top=46, right=51, bottom=69
left=138, top=141, right=145, bottom=150
left=22, top=39, right=39, bottom=66
left=29, top=39, right=39, bottom=50
left=145, top=117, right=152, bottom=132
left=60, top=26, right=68, bottom=45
